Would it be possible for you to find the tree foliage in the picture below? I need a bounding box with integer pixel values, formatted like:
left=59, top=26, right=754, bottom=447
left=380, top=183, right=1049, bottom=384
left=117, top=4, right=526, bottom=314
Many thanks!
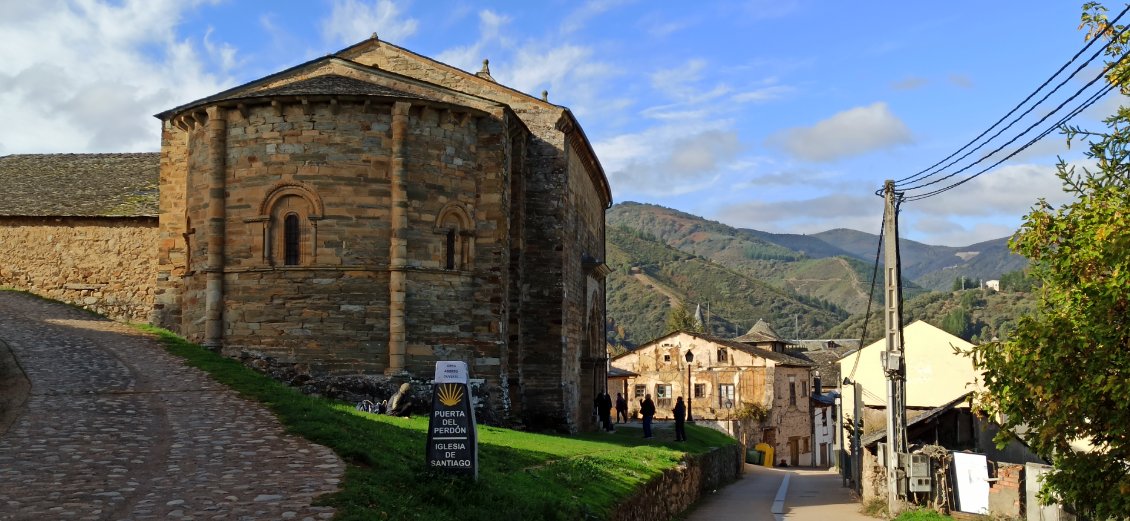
left=970, top=6, right=1130, bottom=516
left=664, top=301, right=702, bottom=334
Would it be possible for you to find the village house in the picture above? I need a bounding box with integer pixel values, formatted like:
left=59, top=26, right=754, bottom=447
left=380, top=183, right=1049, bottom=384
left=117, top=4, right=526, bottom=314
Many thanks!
left=610, top=327, right=814, bottom=466
left=790, top=339, right=859, bottom=469
left=837, top=320, right=984, bottom=500
left=0, top=36, right=613, bottom=433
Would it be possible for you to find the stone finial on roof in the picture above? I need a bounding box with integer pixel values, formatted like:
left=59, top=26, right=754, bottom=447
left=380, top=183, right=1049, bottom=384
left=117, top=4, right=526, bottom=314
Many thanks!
left=541, top=90, right=548, bottom=101
left=476, top=59, right=495, bottom=82
left=371, top=32, right=378, bottom=40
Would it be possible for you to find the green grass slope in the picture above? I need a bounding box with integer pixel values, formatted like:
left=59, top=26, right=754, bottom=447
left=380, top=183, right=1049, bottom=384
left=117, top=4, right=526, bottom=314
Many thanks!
left=141, top=325, right=736, bottom=521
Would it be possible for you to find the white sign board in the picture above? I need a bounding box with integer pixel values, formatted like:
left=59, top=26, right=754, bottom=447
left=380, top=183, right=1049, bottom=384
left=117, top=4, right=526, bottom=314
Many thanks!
left=952, top=452, right=989, bottom=514
left=434, top=360, right=468, bottom=384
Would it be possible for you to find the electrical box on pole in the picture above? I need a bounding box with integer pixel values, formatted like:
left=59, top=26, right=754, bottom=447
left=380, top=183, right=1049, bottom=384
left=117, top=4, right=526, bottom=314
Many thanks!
left=882, top=180, right=909, bottom=514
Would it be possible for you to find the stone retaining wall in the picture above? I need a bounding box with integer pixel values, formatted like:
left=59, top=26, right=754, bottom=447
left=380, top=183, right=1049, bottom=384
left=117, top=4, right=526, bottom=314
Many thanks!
left=0, top=216, right=157, bottom=322
left=609, top=443, right=743, bottom=521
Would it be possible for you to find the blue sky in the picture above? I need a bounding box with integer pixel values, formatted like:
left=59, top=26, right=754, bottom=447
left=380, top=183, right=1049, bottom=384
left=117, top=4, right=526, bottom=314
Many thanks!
left=0, top=0, right=1120, bottom=245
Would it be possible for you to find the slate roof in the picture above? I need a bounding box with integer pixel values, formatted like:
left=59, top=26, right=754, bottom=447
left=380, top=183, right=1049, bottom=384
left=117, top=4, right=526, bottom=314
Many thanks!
left=613, top=330, right=812, bottom=367
left=733, top=319, right=785, bottom=343
left=788, top=341, right=859, bottom=386
left=862, top=392, right=973, bottom=447
left=0, top=153, right=159, bottom=217
left=239, top=74, right=431, bottom=101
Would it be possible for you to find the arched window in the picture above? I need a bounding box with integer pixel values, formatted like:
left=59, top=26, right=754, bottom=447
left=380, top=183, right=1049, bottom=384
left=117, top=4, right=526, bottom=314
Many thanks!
left=284, top=213, right=301, bottom=265
left=258, top=182, right=323, bottom=268
left=435, top=204, right=473, bottom=270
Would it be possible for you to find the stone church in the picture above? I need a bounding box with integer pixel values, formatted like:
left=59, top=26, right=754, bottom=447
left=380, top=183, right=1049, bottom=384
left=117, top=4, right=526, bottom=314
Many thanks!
left=1, top=37, right=612, bottom=433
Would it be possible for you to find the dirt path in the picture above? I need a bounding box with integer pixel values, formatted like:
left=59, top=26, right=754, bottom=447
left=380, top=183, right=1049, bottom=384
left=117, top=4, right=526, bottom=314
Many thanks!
left=0, top=292, right=344, bottom=520
left=631, top=271, right=682, bottom=308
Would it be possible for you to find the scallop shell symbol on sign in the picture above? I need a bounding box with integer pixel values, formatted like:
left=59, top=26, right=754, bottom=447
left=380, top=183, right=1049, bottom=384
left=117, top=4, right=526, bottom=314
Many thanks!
left=438, top=384, right=464, bottom=407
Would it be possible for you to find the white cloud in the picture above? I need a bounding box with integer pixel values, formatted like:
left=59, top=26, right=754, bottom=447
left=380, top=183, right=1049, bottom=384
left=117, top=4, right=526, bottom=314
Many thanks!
left=714, top=194, right=882, bottom=236
left=560, top=0, right=635, bottom=35
left=0, top=0, right=232, bottom=154
left=320, top=0, right=418, bottom=47
left=597, top=127, right=745, bottom=196
left=435, top=10, right=510, bottom=72
left=910, top=162, right=1076, bottom=218
left=768, top=102, right=913, bottom=162
left=732, top=85, right=793, bottom=103
left=891, top=76, right=928, bottom=91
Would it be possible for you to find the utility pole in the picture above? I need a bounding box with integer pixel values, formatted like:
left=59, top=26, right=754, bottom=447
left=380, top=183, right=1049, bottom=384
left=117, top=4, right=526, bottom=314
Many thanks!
left=882, top=180, right=908, bottom=514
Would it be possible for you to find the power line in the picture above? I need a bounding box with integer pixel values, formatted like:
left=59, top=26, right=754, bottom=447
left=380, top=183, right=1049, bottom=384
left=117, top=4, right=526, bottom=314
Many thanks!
left=895, top=3, right=1130, bottom=188
left=903, top=81, right=1117, bottom=201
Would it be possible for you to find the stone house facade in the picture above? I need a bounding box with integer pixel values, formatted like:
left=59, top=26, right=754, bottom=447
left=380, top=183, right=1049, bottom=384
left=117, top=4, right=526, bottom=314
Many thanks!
left=0, top=153, right=159, bottom=322
left=609, top=330, right=813, bottom=465
left=152, top=36, right=612, bottom=432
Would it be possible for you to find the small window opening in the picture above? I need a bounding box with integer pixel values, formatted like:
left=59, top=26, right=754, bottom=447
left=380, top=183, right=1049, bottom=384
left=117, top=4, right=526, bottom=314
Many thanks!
left=446, top=228, right=456, bottom=270
left=284, top=214, right=300, bottom=265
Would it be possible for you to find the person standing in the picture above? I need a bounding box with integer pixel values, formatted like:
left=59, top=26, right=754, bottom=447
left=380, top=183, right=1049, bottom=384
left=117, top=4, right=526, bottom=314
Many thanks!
left=640, top=394, right=656, bottom=439
left=615, top=392, right=628, bottom=424
left=673, top=396, right=687, bottom=442
left=599, top=391, right=614, bottom=432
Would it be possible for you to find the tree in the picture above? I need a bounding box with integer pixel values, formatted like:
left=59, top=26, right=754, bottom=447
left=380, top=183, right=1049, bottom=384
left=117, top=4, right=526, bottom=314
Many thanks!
left=664, top=301, right=702, bottom=333
left=970, top=5, right=1130, bottom=516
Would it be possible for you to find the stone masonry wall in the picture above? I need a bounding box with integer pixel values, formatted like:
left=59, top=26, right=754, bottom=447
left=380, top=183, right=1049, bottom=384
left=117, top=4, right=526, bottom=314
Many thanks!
left=0, top=216, right=157, bottom=322
left=609, top=444, right=742, bottom=521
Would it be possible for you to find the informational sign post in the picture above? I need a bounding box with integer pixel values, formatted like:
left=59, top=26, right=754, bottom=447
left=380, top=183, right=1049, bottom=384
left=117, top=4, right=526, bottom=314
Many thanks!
left=425, top=361, right=478, bottom=479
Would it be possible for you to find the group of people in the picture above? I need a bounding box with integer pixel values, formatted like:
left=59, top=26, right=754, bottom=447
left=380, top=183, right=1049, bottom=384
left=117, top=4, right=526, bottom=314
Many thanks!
left=597, top=391, right=689, bottom=442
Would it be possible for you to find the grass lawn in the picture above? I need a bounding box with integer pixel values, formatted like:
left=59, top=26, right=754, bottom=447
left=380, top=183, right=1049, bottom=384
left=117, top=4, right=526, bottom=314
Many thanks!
left=892, top=509, right=955, bottom=521
left=140, top=325, right=735, bottom=521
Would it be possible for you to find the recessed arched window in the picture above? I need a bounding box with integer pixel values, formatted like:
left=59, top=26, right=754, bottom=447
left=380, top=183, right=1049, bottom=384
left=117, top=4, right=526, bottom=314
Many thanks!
left=435, top=203, right=473, bottom=271
left=284, top=213, right=301, bottom=265
left=259, top=184, right=322, bottom=267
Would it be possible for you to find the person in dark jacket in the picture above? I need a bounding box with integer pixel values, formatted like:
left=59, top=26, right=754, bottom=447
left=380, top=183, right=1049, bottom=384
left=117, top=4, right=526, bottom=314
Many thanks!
left=615, top=393, right=628, bottom=424
left=598, top=391, right=614, bottom=431
left=672, top=396, right=687, bottom=441
left=640, top=394, right=656, bottom=438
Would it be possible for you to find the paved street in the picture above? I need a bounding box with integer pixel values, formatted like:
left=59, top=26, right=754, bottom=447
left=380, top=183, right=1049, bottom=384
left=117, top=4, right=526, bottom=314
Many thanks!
left=0, top=292, right=345, bottom=520
left=686, top=464, right=874, bottom=521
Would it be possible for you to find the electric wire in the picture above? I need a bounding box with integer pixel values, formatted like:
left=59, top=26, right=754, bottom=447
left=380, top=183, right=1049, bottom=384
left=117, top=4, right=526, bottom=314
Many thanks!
left=903, top=80, right=1118, bottom=202
left=895, top=3, right=1130, bottom=187
left=899, top=40, right=1130, bottom=195
left=845, top=211, right=885, bottom=384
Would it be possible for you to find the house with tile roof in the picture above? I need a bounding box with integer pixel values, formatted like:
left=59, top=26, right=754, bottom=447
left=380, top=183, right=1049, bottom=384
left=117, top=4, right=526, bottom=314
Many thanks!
left=610, top=329, right=814, bottom=465
left=0, top=153, right=159, bottom=321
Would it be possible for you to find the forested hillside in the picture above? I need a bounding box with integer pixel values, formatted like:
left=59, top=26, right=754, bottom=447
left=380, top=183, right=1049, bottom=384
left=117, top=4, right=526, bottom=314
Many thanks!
left=605, top=202, right=1035, bottom=348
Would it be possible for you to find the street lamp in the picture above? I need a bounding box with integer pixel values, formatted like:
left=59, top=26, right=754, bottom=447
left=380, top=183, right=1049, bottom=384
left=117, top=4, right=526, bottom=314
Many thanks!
left=684, top=349, right=694, bottom=423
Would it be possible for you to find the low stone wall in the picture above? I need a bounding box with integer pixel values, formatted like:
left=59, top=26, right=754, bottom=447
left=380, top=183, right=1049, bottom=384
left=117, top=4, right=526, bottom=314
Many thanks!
left=608, top=443, right=742, bottom=521
left=0, top=216, right=157, bottom=322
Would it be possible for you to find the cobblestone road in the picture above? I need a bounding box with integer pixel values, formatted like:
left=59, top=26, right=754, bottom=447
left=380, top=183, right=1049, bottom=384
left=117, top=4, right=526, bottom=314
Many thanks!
left=0, top=292, right=345, bottom=520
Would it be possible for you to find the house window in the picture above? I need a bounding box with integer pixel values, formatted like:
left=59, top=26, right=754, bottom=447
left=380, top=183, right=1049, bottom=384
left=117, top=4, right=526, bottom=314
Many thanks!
left=789, top=375, right=797, bottom=406
left=663, top=354, right=671, bottom=362
left=634, top=384, right=646, bottom=399
left=719, top=384, right=735, bottom=408
left=283, top=214, right=300, bottom=265
left=803, top=437, right=810, bottom=453
left=694, top=383, right=706, bottom=398
left=656, top=383, right=672, bottom=399
left=717, top=348, right=727, bottom=363
left=802, top=380, right=808, bottom=398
